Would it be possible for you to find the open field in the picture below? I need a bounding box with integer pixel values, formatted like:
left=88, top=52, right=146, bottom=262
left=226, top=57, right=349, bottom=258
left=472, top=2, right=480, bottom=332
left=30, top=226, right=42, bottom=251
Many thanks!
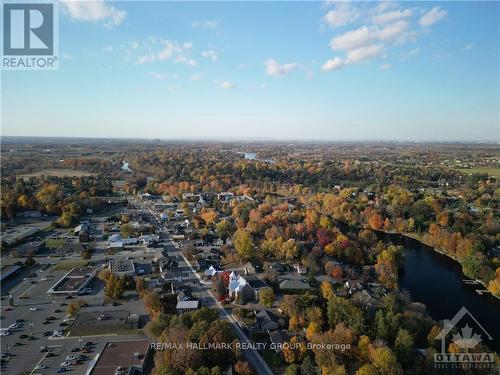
left=51, top=260, right=89, bottom=271
left=18, top=168, right=95, bottom=178
left=455, top=167, right=500, bottom=178
left=45, top=238, right=65, bottom=249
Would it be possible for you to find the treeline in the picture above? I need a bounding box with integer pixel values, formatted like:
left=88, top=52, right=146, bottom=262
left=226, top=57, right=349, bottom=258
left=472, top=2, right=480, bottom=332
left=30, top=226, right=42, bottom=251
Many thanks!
left=1, top=176, right=113, bottom=225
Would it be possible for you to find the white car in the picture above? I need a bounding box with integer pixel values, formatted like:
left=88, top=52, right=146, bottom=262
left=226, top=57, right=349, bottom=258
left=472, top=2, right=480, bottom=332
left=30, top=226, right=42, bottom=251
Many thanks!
left=30, top=306, right=39, bottom=311
left=0, top=329, right=10, bottom=336
left=60, top=361, right=71, bottom=367
left=35, top=364, right=48, bottom=370
left=52, top=331, right=63, bottom=337
left=65, top=355, right=78, bottom=361
left=8, top=323, right=19, bottom=329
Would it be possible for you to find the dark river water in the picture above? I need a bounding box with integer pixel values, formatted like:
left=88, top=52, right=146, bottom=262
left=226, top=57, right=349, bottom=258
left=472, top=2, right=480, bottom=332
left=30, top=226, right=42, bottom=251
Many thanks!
left=394, top=235, right=500, bottom=352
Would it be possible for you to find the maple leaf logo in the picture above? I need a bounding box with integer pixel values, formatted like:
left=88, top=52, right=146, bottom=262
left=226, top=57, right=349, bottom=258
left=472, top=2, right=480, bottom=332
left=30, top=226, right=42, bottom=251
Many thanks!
left=452, top=324, right=482, bottom=351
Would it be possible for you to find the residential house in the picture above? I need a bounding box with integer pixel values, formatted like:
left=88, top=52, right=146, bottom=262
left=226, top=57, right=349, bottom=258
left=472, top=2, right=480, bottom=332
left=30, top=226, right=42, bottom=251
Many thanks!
left=228, top=272, right=256, bottom=302
left=255, top=309, right=281, bottom=332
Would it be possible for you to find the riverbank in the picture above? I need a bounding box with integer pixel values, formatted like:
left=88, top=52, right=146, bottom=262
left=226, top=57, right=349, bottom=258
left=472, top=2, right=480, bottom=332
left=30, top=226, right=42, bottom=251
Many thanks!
left=383, top=230, right=499, bottom=301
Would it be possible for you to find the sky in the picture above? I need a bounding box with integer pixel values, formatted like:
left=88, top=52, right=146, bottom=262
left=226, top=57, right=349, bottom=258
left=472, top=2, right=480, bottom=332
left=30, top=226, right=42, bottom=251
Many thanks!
left=2, top=0, right=499, bottom=141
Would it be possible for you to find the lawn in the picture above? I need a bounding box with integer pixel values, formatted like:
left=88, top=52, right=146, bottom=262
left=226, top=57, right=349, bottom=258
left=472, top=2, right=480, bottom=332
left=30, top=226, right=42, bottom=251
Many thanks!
left=455, top=167, right=500, bottom=178
left=45, top=238, right=65, bottom=249
left=51, top=260, right=89, bottom=271
left=18, top=169, right=95, bottom=179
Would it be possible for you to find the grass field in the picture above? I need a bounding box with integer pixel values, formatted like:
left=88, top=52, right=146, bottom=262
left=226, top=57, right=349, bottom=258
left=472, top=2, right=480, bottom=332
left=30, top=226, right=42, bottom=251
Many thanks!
left=45, top=238, right=65, bottom=249
left=18, top=169, right=95, bottom=179
left=51, top=260, right=89, bottom=271
left=455, top=167, right=500, bottom=178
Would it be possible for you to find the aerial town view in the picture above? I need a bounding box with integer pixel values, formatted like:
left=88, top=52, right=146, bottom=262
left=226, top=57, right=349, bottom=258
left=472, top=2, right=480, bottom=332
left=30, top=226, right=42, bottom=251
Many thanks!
left=1, top=1, right=499, bottom=375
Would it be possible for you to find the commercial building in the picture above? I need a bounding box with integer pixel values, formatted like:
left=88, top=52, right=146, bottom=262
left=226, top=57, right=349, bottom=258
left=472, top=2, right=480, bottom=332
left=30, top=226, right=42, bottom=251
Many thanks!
left=47, top=267, right=96, bottom=295
left=88, top=340, right=151, bottom=375
left=109, top=259, right=136, bottom=277
left=69, top=310, right=140, bottom=336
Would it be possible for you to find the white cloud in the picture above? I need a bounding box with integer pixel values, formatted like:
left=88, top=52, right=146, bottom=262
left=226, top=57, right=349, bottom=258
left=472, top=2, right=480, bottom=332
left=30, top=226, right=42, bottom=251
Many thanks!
left=419, top=6, right=447, bottom=27
left=346, top=44, right=383, bottom=63
left=464, top=43, right=474, bottom=51
left=192, top=73, right=204, bottom=81
left=192, top=20, right=219, bottom=29
left=176, top=55, right=197, bottom=66
left=201, top=50, right=217, bottom=62
left=219, top=81, right=237, bottom=89
left=137, top=39, right=193, bottom=65
left=265, top=59, right=299, bottom=77
left=379, top=62, right=392, bottom=70
left=323, top=3, right=358, bottom=27
left=62, top=53, right=72, bottom=60
left=372, top=8, right=412, bottom=24
left=330, top=26, right=372, bottom=51
left=149, top=72, right=169, bottom=80
left=103, top=45, right=113, bottom=52
left=168, top=85, right=182, bottom=93
left=377, top=21, right=409, bottom=42
left=322, top=57, right=344, bottom=71
left=61, top=0, right=126, bottom=28
left=400, top=47, right=420, bottom=60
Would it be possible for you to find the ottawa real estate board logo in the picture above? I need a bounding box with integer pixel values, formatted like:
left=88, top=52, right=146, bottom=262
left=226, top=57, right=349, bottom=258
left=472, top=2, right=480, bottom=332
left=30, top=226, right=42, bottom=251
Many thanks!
left=2, top=0, right=58, bottom=70
left=434, top=306, right=495, bottom=370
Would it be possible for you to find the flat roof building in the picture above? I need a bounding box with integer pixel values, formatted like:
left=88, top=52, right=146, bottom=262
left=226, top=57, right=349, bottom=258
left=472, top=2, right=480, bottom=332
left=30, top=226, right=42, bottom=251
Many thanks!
left=109, top=259, right=136, bottom=277
left=88, top=340, right=151, bottom=375
left=47, top=267, right=95, bottom=295
left=69, top=310, right=140, bottom=336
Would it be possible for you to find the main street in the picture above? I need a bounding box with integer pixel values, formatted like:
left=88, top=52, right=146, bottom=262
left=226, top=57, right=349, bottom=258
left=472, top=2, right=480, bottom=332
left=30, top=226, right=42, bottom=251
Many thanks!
left=135, top=197, right=274, bottom=375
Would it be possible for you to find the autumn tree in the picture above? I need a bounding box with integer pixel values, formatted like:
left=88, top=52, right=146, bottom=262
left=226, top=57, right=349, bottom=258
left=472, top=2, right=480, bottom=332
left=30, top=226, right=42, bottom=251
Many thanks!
left=259, top=288, right=275, bottom=307
left=233, top=229, right=254, bottom=259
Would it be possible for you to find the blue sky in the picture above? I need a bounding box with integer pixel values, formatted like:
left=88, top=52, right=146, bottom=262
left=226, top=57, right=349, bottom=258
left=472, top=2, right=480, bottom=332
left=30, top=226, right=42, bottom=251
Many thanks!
left=2, top=1, right=499, bottom=141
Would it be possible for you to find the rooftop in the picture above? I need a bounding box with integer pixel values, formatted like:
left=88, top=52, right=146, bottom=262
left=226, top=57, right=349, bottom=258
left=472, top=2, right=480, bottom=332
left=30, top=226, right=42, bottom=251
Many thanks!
left=90, top=340, right=150, bottom=375
left=110, top=259, right=135, bottom=273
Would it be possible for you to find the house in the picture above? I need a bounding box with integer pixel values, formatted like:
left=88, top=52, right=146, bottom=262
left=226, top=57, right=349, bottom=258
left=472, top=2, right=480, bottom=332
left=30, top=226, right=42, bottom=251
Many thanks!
left=269, top=330, right=290, bottom=352
left=255, top=309, right=280, bottom=331
left=140, top=234, right=159, bottom=245
left=74, top=223, right=89, bottom=235
left=294, top=264, right=308, bottom=275
left=351, top=290, right=378, bottom=310
left=205, top=265, right=218, bottom=278
left=228, top=272, right=256, bottom=301
left=269, top=263, right=287, bottom=273
left=176, top=300, right=199, bottom=313
left=278, top=279, right=311, bottom=293
left=244, top=261, right=261, bottom=275
left=158, top=257, right=177, bottom=273
left=345, top=280, right=363, bottom=294
left=54, top=243, right=86, bottom=255
left=217, top=192, right=234, bottom=202
left=16, top=211, right=42, bottom=219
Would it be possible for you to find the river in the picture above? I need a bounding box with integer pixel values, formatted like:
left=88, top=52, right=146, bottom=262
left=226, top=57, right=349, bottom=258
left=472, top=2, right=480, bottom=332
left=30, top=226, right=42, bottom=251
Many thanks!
left=394, top=235, right=500, bottom=352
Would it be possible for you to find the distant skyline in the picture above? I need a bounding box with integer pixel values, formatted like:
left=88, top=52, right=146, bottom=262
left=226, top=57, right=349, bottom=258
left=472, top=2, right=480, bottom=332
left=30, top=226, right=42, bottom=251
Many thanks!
left=2, top=1, right=499, bottom=141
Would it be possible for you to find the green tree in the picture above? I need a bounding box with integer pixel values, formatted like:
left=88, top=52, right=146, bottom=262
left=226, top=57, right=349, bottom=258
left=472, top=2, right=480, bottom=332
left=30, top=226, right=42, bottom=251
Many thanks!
left=327, top=296, right=364, bottom=333
left=233, top=229, right=254, bottom=259
left=259, top=288, right=275, bottom=307
left=394, top=328, right=414, bottom=365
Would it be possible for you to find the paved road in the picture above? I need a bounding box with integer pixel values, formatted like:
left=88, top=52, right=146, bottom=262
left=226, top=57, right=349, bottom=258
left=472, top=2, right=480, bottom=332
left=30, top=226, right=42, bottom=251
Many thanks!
left=137, top=198, right=274, bottom=375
